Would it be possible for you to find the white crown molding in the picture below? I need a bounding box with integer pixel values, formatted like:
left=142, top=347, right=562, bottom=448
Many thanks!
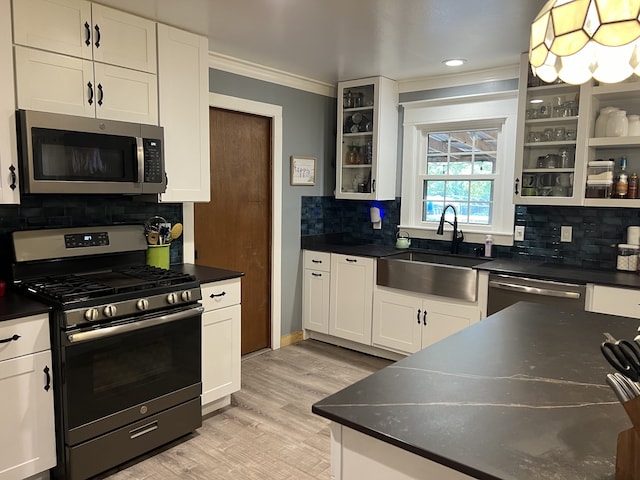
left=398, top=64, right=520, bottom=93
left=208, top=51, right=336, bottom=97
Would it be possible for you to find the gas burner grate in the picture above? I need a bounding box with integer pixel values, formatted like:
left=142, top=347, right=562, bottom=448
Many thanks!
left=116, top=266, right=196, bottom=286
left=23, top=275, right=115, bottom=303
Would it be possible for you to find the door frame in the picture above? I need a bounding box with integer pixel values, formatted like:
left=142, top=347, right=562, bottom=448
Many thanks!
left=183, top=93, right=283, bottom=350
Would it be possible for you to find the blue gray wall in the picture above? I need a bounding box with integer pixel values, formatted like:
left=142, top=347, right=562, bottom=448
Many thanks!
left=208, top=69, right=336, bottom=338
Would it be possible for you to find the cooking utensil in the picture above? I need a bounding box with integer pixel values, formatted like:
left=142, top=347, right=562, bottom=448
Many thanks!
left=171, top=223, right=183, bottom=240
left=607, top=373, right=632, bottom=403
left=601, top=339, right=640, bottom=381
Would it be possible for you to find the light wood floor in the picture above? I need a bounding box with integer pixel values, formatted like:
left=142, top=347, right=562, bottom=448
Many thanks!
left=100, top=340, right=392, bottom=480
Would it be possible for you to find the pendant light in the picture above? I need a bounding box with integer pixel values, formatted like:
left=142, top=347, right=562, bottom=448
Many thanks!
left=529, top=0, right=640, bottom=84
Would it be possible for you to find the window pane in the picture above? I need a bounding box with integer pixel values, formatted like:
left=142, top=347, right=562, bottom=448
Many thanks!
left=470, top=180, right=493, bottom=202
left=473, top=154, right=496, bottom=174
left=428, top=133, right=449, bottom=154
left=449, top=131, right=474, bottom=153
left=469, top=202, right=492, bottom=224
left=426, top=156, right=447, bottom=175
left=445, top=180, right=469, bottom=202
left=425, top=180, right=445, bottom=200
left=475, top=129, right=498, bottom=151
left=449, top=153, right=472, bottom=175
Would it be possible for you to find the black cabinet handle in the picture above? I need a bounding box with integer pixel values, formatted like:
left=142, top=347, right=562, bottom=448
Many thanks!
left=94, top=24, right=101, bottom=48
left=423, top=310, right=428, bottom=325
left=311, top=259, right=322, bottom=263
left=416, top=309, right=421, bottom=324
left=97, top=83, right=104, bottom=106
left=311, top=272, right=322, bottom=277
left=372, top=179, right=376, bottom=192
left=9, top=165, right=16, bottom=191
left=87, top=81, right=94, bottom=105
left=44, top=366, right=51, bottom=391
left=0, top=334, right=20, bottom=344
left=345, top=258, right=357, bottom=263
left=210, top=291, right=226, bottom=298
left=514, top=177, right=520, bottom=195
left=84, top=21, right=91, bottom=46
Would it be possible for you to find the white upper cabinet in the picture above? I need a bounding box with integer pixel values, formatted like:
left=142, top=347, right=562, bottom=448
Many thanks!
left=514, top=53, right=586, bottom=206
left=336, top=76, right=398, bottom=200
left=12, top=0, right=157, bottom=73
left=157, top=24, right=210, bottom=202
left=12, top=0, right=158, bottom=124
left=0, top=0, right=20, bottom=204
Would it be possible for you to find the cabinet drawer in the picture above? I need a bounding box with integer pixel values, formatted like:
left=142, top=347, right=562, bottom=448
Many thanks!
left=200, top=278, right=241, bottom=312
left=304, top=250, right=331, bottom=272
left=0, top=314, right=50, bottom=362
left=590, top=285, right=640, bottom=319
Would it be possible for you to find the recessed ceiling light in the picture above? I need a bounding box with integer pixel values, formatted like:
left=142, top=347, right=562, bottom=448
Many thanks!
left=443, top=59, right=466, bottom=67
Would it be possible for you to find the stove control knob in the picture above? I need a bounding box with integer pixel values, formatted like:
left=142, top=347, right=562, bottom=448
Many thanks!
left=84, top=308, right=100, bottom=321
left=181, top=290, right=192, bottom=302
left=167, top=292, right=178, bottom=304
left=136, top=299, right=149, bottom=311
left=103, top=304, right=117, bottom=317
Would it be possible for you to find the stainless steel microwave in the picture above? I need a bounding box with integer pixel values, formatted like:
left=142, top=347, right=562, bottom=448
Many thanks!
left=17, top=110, right=166, bottom=195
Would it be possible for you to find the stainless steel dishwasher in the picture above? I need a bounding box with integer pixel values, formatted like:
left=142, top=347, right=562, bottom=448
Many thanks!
left=487, top=273, right=586, bottom=316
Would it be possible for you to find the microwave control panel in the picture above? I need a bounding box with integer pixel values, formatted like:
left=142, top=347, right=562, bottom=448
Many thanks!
left=143, top=138, right=163, bottom=183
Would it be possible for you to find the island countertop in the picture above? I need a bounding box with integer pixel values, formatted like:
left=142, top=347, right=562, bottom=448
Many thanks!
left=312, top=302, right=639, bottom=479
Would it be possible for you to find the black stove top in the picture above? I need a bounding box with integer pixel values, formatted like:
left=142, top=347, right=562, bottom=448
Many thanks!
left=21, top=266, right=196, bottom=304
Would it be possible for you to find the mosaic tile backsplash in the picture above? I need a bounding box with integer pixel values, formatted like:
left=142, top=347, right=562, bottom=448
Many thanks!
left=301, top=196, right=639, bottom=270
left=0, top=195, right=184, bottom=266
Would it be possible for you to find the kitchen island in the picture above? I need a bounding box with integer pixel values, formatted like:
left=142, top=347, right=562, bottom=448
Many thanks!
left=313, top=302, right=638, bottom=479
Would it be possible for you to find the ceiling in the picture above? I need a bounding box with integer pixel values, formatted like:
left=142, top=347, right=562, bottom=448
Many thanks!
left=95, top=0, right=547, bottom=85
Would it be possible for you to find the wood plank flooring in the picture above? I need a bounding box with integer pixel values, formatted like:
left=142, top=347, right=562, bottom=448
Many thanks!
left=99, top=340, right=392, bottom=480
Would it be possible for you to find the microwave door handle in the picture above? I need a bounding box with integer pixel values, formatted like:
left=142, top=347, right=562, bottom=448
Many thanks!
left=136, top=137, right=144, bottom=183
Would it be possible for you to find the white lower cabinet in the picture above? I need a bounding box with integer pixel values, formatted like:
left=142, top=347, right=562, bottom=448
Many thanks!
left=373, top=287, right=481, bottom=355
left=302, top=251, right=331, bottom=334
left=201, top=278, right=241, bottom=411
left=0, top=313, right=56, bottom=480
left=587, top=284, right=640, bottom=319
left=329, top=254, right=375, bottom=345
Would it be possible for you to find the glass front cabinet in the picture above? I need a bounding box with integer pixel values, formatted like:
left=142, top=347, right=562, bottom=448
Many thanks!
left=514, top=53, right=587, bottom=205
left=336, top=76, right=398, bottom=200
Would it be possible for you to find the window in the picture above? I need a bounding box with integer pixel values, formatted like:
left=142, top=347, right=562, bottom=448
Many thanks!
left=400, top=94, right=517, bottom=245
left=423, top=128, right=498, bottom=225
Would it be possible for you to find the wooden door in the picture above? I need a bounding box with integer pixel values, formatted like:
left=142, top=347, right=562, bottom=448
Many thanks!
left=195, top=108, right=272, bottom=354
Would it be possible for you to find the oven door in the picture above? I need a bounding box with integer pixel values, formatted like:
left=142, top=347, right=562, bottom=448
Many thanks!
left=61, top=305, right=203, bottom=446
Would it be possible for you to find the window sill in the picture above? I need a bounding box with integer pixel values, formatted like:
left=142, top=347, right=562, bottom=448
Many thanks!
left=398, top=225, right=514, bottom=247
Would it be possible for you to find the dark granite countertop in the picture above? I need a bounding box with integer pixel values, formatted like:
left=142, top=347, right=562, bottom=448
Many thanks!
left=313, top=302, right=638, bottom=480
left=172, top=263, right=244, bottom=284
left=302, top=239, right=640, bottom=290
left=0, top=290, right=50, bottom=323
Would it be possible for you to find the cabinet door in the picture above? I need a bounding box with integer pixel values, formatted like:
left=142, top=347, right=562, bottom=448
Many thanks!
left=303, top=268, right=330, bottom=334
left=372, top=288, right=422, bottom=355
left=421, top=300, right=480, bottom=348
left=202, top=304, right=241, bottom=404
left=12, top=0, right=93, bottom=60
left=0, top=350, right=56, bottom=480
left=157, top=24, right=210, bottom=202
left=514, top=53, right=585, bottom=206
left=329, top=254, right=374, bottom=344
left=14, top=46, right=95, bottom=117
left=335, top=76, right=397, bottom=201
left=0, top=0, right=19, bottom=204
left=588, top=285, right=640, bottom=319
left=94, top=62, right=158, bottom=124
left=91, top=3, right=157, bottom=73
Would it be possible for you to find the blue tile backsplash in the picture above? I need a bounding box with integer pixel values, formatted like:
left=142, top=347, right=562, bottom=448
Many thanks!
left=0, top=195, right=183, bottom=264
left=301, top=196, right=639, bottom=270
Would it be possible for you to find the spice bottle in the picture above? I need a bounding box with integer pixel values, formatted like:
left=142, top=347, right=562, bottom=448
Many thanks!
left=629, top=172, right=639, bottom=199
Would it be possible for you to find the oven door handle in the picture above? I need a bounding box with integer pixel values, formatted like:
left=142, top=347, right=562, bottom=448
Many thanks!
left=67, top=306, right=204, bottom=344
left=136, top=136, right=144, bottom=184
left=488, top=280, right=582, bottom=299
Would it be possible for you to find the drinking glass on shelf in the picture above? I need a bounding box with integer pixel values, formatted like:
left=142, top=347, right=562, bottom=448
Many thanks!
left=554, top=127, right=566, bottom=141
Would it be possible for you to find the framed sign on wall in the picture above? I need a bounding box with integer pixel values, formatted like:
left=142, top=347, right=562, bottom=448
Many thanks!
left=290, top=156, right=316, bottom=186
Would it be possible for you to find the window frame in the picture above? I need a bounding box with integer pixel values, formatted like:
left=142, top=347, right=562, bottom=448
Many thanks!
left=400, top=93, right=517, bottom=246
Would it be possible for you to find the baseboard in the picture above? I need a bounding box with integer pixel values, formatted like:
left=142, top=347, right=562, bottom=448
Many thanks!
left=281, top=330, right=304, bottom=347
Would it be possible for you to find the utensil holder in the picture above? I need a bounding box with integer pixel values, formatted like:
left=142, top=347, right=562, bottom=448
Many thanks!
left=146, top=244, right=170, bottom=270
left=616, top=396, right=640, bottom=479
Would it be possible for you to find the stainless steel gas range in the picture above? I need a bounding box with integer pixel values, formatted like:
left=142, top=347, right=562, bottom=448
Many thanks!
left=11, top=225, right=203, bottom=480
